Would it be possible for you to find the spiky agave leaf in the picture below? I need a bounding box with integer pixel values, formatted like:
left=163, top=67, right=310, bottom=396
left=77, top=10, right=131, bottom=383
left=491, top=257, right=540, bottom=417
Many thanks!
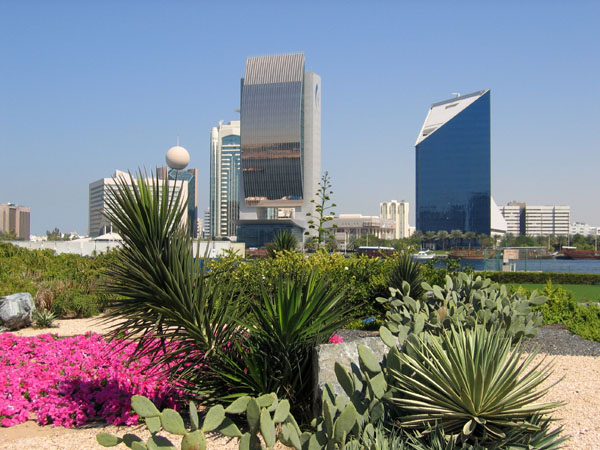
left=212, top=271, right=353, bottom=417
left=390, top=324, right=563, bottom=443
left=388, top=253, right=425, bottom=300
left=100, top=170, right=242, bottom=401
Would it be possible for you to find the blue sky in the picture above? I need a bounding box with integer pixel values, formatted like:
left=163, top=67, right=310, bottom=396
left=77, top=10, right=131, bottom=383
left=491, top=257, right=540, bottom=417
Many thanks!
left=1, top=1, right=599, bottom=235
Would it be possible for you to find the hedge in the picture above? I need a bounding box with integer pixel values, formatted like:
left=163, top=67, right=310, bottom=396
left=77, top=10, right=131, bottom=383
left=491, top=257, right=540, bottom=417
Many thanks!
left=482, top=271, right=600, bottom=285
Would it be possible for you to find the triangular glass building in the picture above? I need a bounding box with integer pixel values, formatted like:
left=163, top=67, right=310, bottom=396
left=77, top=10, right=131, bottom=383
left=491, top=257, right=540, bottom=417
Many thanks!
left=415, top=90, right=491, bottom=235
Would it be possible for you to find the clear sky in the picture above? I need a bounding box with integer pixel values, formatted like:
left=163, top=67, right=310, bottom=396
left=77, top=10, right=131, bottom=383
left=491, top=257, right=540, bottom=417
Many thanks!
left=1, top=0, right=599, bottom=235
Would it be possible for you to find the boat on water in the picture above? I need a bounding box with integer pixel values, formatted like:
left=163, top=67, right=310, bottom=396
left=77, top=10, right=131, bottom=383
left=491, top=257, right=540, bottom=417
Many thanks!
left=412, top=250, right=435, bottom=261
left=560, top=249, right=600, bottom=260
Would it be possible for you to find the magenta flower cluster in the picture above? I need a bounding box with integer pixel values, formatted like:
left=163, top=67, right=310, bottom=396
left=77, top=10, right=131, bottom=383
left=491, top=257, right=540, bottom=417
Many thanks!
left=328, top=333, right=344, bottom=344
left=0, top=332, right=183, bottom=428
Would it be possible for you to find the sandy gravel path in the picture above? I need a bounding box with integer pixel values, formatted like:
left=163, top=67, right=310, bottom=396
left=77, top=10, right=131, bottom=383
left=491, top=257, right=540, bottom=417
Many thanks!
left=1, top=318, right=598, bottom=449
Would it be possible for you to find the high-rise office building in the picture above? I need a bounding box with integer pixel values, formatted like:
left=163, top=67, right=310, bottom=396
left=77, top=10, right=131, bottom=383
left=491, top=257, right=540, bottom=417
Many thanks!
left=0, top=203, right=30, bottom=240
left=237, top=53, right=321, bottom=247
left=89, top=170, right=188, bottom=238
left=157, top=166, right=199, bottom=237
left=415, top=90, right=491, bottom=235
left=499, top=202, right=570, bottom=236
left=380, top=200, right=409, bottom=239
left=524, top=205, right=570, bottom=236
left=209, top=120, right=241, bottom=238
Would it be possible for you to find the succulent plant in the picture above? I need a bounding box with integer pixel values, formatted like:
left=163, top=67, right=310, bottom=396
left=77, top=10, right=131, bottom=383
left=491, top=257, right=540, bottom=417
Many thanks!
left=377, top=272, right=548, bottom=346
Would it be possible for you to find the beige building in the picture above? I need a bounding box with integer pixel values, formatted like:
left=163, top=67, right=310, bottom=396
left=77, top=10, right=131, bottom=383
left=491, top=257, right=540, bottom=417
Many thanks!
left=0, top=203, right=31, bottom=240
left=380, top=200, right=409, bottom=239
left=327, top=214, right=395, bottom=250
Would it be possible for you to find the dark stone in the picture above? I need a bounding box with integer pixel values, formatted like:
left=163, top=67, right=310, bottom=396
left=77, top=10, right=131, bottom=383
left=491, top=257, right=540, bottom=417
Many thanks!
left=0, top=293, right=35, bottom=330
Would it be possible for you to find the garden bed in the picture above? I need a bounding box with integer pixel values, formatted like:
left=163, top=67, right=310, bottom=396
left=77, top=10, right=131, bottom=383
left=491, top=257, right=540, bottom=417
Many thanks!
left=1, top=319, right=599, bottom=449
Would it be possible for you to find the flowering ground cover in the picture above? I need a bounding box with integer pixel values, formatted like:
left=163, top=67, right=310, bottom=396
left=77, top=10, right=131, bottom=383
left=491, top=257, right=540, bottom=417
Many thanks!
left=0, top=332, right=182, bottom=428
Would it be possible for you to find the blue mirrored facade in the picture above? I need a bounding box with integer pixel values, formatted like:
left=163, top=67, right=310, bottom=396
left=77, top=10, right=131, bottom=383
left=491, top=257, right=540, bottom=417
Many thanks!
left=416, top=90, right=491, bottom=235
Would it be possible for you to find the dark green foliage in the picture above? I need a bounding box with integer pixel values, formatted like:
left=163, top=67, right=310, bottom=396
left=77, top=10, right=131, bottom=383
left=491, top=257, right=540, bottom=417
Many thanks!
left=483, top=270, right=600, bottom=285
left=52, top=291, right=102, bottom=317
left=212, top=272, right=352, bottom=417
left=0, top=242, right=110, bottom=318
left=535, top=281, right=600, bottom=342
left=388, top=253, right=425, bottom=299
left=206, top=249, right=392, bottom=320
left=101, top=170, right=242, bottom=402
left=266, top=230, right=299, bottom=257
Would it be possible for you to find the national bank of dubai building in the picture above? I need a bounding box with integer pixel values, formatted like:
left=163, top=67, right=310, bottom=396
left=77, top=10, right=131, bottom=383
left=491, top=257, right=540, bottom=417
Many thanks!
left=237, top=53, right=321, bottom=248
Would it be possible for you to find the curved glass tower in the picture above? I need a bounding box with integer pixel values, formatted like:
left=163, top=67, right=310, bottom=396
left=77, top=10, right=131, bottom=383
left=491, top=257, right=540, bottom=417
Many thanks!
left=238, top=53, right=321, bottom=247
left=415, top=90, right=491, bottom=235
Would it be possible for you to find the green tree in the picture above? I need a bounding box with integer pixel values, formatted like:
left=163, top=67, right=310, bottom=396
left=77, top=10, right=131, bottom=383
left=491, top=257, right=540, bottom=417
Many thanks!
left=425, top=231, right=436, bottom=250
left=436, top=230, right=449, bottom=250
left=450, top=229, right=463, bottom=248
left=305, top=171, right=337, bottom=246
left=464, top=231, right=477, bottom=250
left=46, top=227, right=62, bottom=241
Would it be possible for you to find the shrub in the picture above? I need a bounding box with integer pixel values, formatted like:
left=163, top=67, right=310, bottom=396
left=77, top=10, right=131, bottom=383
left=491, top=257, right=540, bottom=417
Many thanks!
left=483, top=271, right=600, bottom=285
left=536, top=281, right=600, bottom=342
left=52, top=291, right=102, bottom=318
left=0, top=242, right=110, bottom=319
left=212, top=272, right=352, bottom=419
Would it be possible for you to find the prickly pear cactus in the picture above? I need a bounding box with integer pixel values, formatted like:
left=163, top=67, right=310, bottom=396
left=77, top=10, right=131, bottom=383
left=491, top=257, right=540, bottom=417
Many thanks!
left=377, top=272, right=547, bottom=345
left=96, top=394, right=241, bottom=450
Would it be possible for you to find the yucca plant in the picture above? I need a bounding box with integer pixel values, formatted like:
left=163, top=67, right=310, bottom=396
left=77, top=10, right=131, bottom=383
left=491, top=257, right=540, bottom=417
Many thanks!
left=213, top=272, right=353, bottom=418
left=390, top=324, right=563, bottom=445
left=388, top=253, right=425, bottom=299
left=266, top=229, right=299, bottom=257
left=101, top=170, right=242, bottom=401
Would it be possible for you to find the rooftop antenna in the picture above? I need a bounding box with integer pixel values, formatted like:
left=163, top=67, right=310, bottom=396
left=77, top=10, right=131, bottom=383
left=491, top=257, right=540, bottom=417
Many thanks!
left=452, top=92, right=461, bottom=98
left=177, top=136, right=180, bottom=146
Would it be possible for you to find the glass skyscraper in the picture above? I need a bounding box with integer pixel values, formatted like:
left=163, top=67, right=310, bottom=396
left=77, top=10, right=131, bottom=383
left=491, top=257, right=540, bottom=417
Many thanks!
left=238, top=53, right=321, bottom=247
left=415, top=90, right=491, bottom=235
left=210, top=120, right=241, bottom=238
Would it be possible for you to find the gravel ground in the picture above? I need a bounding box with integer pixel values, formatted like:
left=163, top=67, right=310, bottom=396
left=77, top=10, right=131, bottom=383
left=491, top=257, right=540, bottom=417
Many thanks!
left=1, top=319, right=599, bottom=449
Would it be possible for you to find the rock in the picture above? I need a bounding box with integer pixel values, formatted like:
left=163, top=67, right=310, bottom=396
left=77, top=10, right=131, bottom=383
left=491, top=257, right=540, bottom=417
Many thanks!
left=0, top=293, right=35, bottom=330
left=313, top=336, right=388, bottom=413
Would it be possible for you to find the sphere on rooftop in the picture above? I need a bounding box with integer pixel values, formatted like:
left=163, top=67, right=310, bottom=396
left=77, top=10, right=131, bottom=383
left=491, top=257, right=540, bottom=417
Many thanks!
left=166, top=145, right=190, bottom=170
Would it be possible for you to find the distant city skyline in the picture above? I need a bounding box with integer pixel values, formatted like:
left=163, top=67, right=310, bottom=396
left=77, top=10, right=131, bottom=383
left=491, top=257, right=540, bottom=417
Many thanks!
left=1, top=2, right=599, bottom=235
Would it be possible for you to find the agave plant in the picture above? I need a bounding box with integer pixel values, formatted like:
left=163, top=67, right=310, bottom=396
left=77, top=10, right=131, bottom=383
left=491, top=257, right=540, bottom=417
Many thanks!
left=266, top=229, right=299, bottom=257
left=101, top=170, right=242, bottom=401
left=388, top=253, right=425, bottom=299
left=390, top=324, right=562, bottom=444
left=213, top=272, right=352, bottom=418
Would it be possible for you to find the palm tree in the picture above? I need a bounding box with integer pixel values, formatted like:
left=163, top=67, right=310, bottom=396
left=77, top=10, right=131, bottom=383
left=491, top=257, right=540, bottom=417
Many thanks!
left=450, top=229, right=463, bottom=249
left=436, top=230, right=449, bottom=250
left=411, top=230, right=424, bottom=250
left=465, top=231, right=477, bottom=250
left=425, top=231, right=436, bottom=250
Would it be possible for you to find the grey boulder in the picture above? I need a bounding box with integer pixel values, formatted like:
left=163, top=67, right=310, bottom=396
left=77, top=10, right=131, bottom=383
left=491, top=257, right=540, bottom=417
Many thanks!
left=0, top=292, right=35, bottom=330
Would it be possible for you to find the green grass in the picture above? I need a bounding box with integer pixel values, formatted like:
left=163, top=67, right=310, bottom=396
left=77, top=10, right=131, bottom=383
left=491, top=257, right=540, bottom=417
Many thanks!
left=509, top=283, right=600, bottom=303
